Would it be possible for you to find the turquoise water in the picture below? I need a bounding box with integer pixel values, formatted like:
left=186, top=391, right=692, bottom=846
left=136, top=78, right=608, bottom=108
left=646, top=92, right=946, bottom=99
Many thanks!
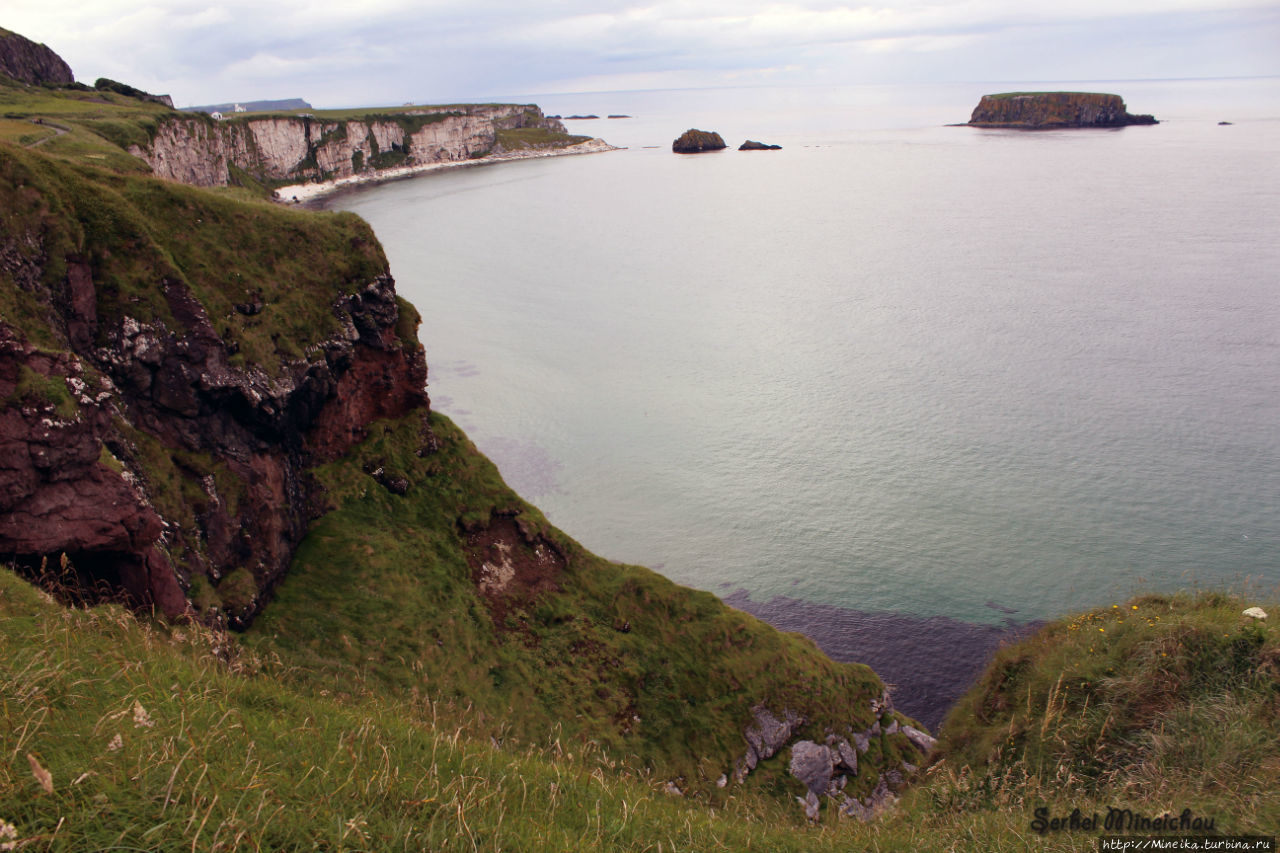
left=329, top=79, right=1280, bottom=627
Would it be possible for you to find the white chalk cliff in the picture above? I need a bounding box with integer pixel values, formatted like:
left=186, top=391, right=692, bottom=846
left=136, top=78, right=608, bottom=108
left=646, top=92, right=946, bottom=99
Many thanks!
left=131, top=105, right=569, bottom=188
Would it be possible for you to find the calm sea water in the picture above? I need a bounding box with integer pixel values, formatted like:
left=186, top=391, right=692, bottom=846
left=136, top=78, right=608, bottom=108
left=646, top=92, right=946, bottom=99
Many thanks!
left=328, top=80, right=1280, bottom=637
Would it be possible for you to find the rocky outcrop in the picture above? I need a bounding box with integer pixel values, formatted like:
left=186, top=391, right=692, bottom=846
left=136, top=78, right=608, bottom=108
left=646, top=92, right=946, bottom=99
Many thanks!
left=0, top=147, right=428, bottom=626
left=739, top=140, right=781, bottom=150
left=734, top=705, right=805, bottom=781
left=727, top=692, right=933, bottom=823
left=0, top=27, right=74, bottom=85
left=672, top=129, right=727, bottom=153
left=967, top=92, right=1157, bottom=128
left=94, top=78, right=174, bottom=108
left=132, top=104, right=569, bottom=188
left=0, top=330, right=184, bottom=616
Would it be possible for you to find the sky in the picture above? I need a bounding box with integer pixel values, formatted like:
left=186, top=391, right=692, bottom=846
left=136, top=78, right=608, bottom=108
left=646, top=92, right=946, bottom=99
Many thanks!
left=6, top=1, right=1279, bottom=108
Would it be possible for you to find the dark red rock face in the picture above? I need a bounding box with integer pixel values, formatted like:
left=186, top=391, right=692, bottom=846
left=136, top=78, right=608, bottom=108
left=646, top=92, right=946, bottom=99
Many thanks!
left=1, top=266, right=429, bottom=626
left=0, top=30, right=75, bottom=85
left=0, top=329, right=185, bottom=614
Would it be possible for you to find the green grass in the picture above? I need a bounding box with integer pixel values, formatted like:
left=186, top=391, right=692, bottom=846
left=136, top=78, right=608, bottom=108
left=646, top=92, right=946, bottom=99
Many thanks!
left=247, top=410, right=910, bottom=794
left=2, top=89, right=1272, bottom=849
left=496, top=127, right=594, bottom=150
left=0, top=74, right=168, bottom=173
left=0, top=144, right=388, bottom=372
left=0, top=118, right=55, bottom=145
left=929, top=590, right=1280, bottom=835
left=231, top=103, right=517, bottom=121
left=0, top=569, right=826, bottom=852
left=7, top=570, right=1277, bottom=851
left=4, top=365, right=76, bottom=419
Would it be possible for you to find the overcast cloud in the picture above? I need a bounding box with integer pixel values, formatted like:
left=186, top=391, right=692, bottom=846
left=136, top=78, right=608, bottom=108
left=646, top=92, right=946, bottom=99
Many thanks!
left=5, top=1, right=1278, bottom=107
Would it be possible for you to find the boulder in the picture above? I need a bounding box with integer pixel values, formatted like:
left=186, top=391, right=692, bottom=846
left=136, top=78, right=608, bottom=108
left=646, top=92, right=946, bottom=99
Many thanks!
left=789, top=741, right=836, bottom=795
left=739, top=140, right=781, bottom=150
left=799, top=790, right=820, bottom=821
left=672, top=128, right=726, bottom=153
left=902, top=725, right=938, bottom=753
left=734, top=705, right=804, bottom=782
left=834, top=738, right=858, bottom=775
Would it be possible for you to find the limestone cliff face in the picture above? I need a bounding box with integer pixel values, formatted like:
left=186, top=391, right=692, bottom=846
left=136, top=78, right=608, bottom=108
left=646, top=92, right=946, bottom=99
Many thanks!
left=968, top=92, right=1157, bottom=128
left=0, top=147, right=428, bottom=626
left=133, top=104, right=567, bottom=188
left=0, top=27, right=74, bottom=85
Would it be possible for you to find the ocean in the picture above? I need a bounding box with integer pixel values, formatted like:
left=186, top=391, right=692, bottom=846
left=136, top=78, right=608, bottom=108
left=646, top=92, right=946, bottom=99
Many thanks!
left=325, top=79, right=1280, bottom=726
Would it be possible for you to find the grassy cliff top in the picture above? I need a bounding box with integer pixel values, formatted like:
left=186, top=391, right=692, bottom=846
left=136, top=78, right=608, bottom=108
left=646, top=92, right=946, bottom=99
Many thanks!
left=0, top=74, right=174, bottom=173
left=225, top=102, right=539, bottom=119
left=0, top=143, right=387, bottom=368
left=5, top=567, right=1276, bottom=850
left=983, top=91, right=1121, bottom=99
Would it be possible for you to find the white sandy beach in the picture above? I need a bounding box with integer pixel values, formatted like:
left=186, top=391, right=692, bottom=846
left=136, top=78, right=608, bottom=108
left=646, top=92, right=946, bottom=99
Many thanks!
left=273, top=137, right=618, bottom=203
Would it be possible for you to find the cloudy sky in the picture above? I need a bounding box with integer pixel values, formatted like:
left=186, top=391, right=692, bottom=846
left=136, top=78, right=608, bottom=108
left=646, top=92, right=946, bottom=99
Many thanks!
left=6, top=1, right=1279, bottom=107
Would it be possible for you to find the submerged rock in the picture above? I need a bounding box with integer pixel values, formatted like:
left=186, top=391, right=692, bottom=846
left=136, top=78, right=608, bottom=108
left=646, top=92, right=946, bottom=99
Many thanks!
left=734, top=705, right=804, bottom=781
left=739, top=140, right=782, bottom=150
left=672, top=128, right=726, bottom=153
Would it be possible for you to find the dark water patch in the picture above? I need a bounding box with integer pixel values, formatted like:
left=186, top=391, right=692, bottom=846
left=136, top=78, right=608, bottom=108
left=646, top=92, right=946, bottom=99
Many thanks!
left=723, top=590, right=1042, bottom=732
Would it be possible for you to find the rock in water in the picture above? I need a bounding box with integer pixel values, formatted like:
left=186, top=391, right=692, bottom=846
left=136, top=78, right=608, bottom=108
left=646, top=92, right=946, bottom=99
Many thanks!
left=672, top=128, right=726, bottom=152
left=967, top=92, right=1157, bottom=128
left=739, top=140, right=782, bottom=150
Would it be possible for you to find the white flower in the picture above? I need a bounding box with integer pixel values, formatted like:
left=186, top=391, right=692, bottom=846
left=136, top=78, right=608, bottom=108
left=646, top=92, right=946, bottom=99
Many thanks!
left=108, top=733, right=124, bottom=751
left=1243, top=607, right=1268, bottom=620
left=0, top=818, right=18, bottom=852
left=132, top=701, right=154, bottom=729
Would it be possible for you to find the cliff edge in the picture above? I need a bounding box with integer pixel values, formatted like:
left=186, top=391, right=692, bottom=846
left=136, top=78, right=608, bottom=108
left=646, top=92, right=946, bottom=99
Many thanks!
left=1, top=132, right=925, bottom=811
left=967, top=92, right=1157, bottom=128
left=0, top=146, right=426, bottom=625
left=133, top=105, right=583, bottom=189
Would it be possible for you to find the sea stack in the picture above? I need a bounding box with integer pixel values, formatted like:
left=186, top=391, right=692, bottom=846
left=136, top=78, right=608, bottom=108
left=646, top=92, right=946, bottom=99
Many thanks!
left=672, top=128, right=727, bottom=152
left=967, top=92, right=1157, bottom=128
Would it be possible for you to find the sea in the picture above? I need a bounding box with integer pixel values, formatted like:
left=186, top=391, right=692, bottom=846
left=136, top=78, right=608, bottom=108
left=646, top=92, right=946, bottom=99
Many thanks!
left=325, top=79, right=1280, bottom=727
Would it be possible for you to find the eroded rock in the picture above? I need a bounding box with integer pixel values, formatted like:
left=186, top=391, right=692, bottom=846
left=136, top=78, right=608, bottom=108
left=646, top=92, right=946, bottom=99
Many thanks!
left=672, top=129, right=726, bottom=153
left=789, top=741, right=836, bottom=795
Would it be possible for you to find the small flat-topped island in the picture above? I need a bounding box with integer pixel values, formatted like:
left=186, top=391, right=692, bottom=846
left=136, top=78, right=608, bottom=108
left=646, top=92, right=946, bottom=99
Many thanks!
left=967, top=92, right=1158, bottom=128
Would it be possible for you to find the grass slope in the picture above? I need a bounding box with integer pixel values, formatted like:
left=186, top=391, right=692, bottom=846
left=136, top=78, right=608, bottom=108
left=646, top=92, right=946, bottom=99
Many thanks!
left=0, top=74, right=169, bottom=173
left=0, top=570, right=828, bottom=852
left=6, top=573, right=1276, bottom=851
left=247, top=410, right=905, bottom=796
left=929, top=591, right=1280, bottom=835
left=0, top=143, right=386, bottom=369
